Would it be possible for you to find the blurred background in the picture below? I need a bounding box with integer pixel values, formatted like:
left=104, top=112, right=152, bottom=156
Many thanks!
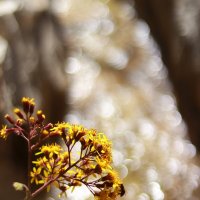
left=0, top=0, right=200, bottom=199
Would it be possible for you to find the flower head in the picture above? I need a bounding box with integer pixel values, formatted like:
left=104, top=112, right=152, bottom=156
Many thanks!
left=93, top=133, right=112, bottom=162
left=36, top=144, right=62, bottom=158
left=50, top=122, right=70, bottom=135
left=0, top=125, right=7, bottom=139
left=30, top=167, right=43, bottom=185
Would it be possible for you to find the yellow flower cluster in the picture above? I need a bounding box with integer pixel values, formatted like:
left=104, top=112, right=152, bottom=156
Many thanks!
left=0, top=97, right=124, bottom=199
left=31, top=122, right=124, bottom=198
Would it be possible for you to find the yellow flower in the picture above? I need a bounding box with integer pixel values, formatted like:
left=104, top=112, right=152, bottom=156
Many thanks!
left=42, top=130, right=49, bottom=135
left=93, top=133, right=112, bottom=163
left=95, top=157, right=112, bottom=170
left=95, top=189, right=113, bottom=200
left=51, top=122, right=70, bottom=135
left=36, top=144, right=62, bottom=158
left=22, top=97, right=35, bottom=106
left=104, top=169, right=123, bottom=198
left=95, top=185, right=122, bottom=200
left=30, top=167, right=43, bottom=185
left=32, top=156, right=48, bottom=167
left=87, top=129, right=97, bottom=138
left=59, top=152, right=69, bottom=164
left=43, top=169, right=60, bottom=192
left=0, top=125, right=7, bottom=139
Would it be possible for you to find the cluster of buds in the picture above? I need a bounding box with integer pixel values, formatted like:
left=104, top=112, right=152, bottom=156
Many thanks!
left=0, top=97, right=125, bottom=199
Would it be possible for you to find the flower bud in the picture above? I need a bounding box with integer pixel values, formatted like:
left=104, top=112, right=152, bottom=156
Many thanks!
left=13, top=182, right=24, bottom=191
left=75, top=131, right=85, bottom=141
left=16, top=119, right=24, bottom=126
left=29, top=104, right=34, bottom=115
left=80, top=138, right=87, bottom=150
left=44, top=123, right=53, bottom=130
left=37, top=110, right=45, bottom=123
left=14, top=108, right=24, bottom=119
left=5, top=114, right=15, bottom=124
left=22, top=97, right=35, bottom=114
left=94, top=164, right=102, bottom=174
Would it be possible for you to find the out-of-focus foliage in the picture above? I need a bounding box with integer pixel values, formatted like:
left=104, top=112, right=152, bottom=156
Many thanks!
left=0, top=0, right=200, bottom=200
